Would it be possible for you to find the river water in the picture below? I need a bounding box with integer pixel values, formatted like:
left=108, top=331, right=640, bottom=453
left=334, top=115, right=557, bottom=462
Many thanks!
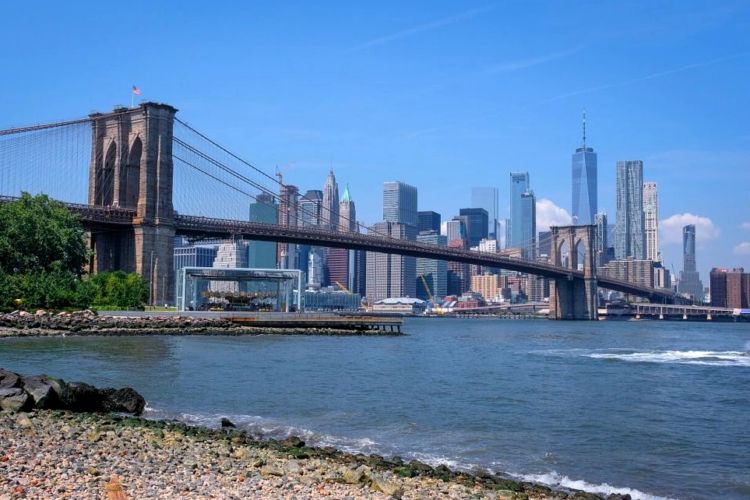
left=1, top=318, right=749, bottom=499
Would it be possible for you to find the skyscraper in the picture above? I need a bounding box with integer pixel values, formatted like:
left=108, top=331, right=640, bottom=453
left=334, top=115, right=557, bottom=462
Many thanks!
left=322, top=170, right=339, bottom=231
left=328, top=185, right=358, bottom=288
left=298, top=189, right=323, bottom=279
left=459, top=208, right=489, bottom=247
left=278, top=184, right=299, bottom=269
left=509, top=172, right=535, bottom=258
left=643, top=182, right=660, bottom=262
left=416, top=230, right=448, bottom=301
left=571, top=113, right=597, bottom=225
left=248, top=193, right=278, bottom=268
left=366, top=221, right=417, bottom=301
left=615, top=160, right=645, bottom=260
left=679, top=224, right=703, bottom=300
left=418, top=211, right=441, bottom=233
left=471, top=187, right=499, bottom=238
left=519, top=191, right=536, bottom=259
left=594, top=212, right=609, bottom=267
left=383, top=181, right=418, bottom=227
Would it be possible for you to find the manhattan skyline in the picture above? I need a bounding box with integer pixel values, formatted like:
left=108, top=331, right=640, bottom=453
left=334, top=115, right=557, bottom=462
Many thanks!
left=1, top=1, right=749, bottom=280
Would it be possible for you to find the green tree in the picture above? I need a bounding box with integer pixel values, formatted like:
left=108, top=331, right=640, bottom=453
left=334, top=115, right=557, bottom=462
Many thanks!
left=89, top=271, right=149, bottom=309
left=0, top=192, right=87, bottom=276
left=0, top=193, right=149, bottom=311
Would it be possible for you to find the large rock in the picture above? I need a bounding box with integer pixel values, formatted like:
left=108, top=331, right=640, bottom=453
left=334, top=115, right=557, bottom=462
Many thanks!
left=0, top=369, right=21, bottom=389
left=0, top=369, right=145, bottom=415
left=64, top=382, right=106, bottom=412
left=100, top=387, right=145, bottom=415
left=0, top=387, right=30, bottom=412
left=20, top=376, right=59, bottom=409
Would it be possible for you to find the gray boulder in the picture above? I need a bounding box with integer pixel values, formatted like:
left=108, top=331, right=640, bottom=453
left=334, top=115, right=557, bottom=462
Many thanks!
left=100, top=387, right=145, bottom=415
left=0, top=369, right=21, bottom=389
left=21, top=375, right=59, bottom=409
left=0, top=387, right=29, bottom=412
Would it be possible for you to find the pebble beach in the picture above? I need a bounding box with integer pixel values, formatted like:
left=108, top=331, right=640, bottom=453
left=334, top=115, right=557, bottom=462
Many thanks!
left=0, top=411, right=614, bottom=500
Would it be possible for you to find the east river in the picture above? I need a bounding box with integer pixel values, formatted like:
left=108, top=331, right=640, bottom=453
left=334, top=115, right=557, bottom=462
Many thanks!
left=1, top=318, right=748, bottom=499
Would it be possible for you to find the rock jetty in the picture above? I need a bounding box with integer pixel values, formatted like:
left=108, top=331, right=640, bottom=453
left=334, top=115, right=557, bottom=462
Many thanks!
left=0, top=368, right=145, bottom=415
left=0, top=309, right=400, bottom=337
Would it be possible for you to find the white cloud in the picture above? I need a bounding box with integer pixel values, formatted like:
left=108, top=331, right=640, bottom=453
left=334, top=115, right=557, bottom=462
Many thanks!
left=734, top=242, right=750, bottom=256
left=660, top=213, right=720, bottom=244
left=536, top=199, right=572, bottom=232
left=741, top=222, right=750, bottom=230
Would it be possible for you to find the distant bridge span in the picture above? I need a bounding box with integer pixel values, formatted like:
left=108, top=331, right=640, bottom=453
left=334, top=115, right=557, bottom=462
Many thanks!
left=0, top=196, right=676, bottom=304
left=0, top=103, right=685, bottom=317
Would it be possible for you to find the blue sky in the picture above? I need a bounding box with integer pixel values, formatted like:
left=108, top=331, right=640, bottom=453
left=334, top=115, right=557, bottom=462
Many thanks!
left=1, top=0, right=749, bottom=279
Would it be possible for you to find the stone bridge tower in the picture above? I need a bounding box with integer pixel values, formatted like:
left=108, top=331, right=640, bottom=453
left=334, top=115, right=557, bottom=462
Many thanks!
left=87, top=102, right=177, bottom=305
left=549, top=225, right=598, bottom=320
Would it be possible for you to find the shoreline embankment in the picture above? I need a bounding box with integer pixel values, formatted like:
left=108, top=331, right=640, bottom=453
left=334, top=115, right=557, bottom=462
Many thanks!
left=0, top=310, right=404, bottom=338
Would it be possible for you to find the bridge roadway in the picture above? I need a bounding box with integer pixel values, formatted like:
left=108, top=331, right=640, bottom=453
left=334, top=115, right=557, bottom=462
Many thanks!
left=0, top=197, right=678, bottom=303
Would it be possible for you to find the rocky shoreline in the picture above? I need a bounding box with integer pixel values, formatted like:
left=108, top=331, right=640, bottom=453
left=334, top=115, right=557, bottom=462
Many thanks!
left=0, top=370, right=628, bottom=499
left=0, top=310, right=401, bottom=337
left=0, top=411, right=624, bottom=500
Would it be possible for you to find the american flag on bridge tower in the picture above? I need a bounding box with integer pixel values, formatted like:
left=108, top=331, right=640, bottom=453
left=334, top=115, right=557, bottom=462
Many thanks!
left=131, top=85, right=141, bottom=95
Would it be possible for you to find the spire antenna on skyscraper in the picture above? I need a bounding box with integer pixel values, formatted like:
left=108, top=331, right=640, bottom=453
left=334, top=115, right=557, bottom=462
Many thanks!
left=582, top=110, right=587, bottom=149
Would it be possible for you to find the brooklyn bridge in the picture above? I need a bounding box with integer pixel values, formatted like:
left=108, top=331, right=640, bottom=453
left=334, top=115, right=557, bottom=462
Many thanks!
left=0, top=102, right=684, bottom=319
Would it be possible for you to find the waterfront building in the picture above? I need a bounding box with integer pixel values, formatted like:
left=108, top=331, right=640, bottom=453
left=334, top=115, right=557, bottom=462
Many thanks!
left=471, top=187, right=499, bottom=238
left=615, top=160, right=645, bottom=260
left=599, top=258, right=655, bottom=289
left=248, top=193, right=278, bottom=268
left=459, top=207, right=489, bottom=247
left=211, top=240, right=251, bottom=293
left=709, top=267, right=749, bottom=308
left=383, top=181, right=418, bottom=227
left=470, top=273, right=500, bottom=302
left=303, top=287, right=361, bottom=311
left=416, top=230, right=448, bottom=301
left=571, top=113, right=598, bottom=225
left=174, top=245, right=218, bottom=271
left=365, top=221, right=417, bottom=301
left=418, top=211, right=441, bottom=233
left=371, top=297, right=427, bottom=314
left=643, top=182, right=660, bottom=262
left=678, top=224, right=703, bottom=301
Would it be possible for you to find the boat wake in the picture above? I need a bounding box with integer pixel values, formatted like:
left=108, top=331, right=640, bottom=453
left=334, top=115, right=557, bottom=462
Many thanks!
left=516, top=471, right=675, bottom=500
left=586, top=349, right=750, bottom=367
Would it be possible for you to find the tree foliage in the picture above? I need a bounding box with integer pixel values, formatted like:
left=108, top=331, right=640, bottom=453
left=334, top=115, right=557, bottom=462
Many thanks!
left=0, top=192, right=87, bottom=276
left=0, top=193, right=149, bottom=310
left=89, top=271, right=149, bottom=310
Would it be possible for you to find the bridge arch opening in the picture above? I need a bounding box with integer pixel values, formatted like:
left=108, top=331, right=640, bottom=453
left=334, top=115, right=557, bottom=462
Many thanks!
left=95, top=141, right=116, bottom=206
left=120, top=136, right=141, bottom=209
left=556, top=239, right=570, bottom=268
